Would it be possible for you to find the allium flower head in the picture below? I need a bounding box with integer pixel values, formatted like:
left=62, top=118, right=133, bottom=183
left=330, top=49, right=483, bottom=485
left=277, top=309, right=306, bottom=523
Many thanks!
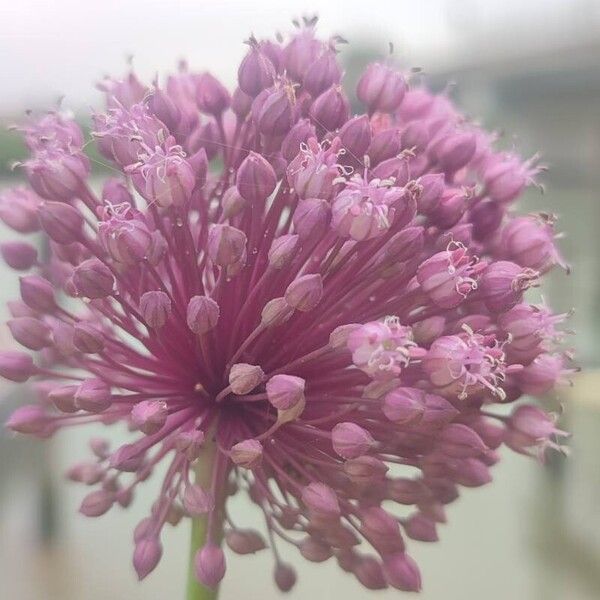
left=3, top=16, right=574, bottom=594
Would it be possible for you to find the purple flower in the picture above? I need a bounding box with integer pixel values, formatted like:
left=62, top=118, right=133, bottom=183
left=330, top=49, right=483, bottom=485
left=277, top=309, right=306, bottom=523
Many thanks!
left=2, top=17, right=573, bottom=595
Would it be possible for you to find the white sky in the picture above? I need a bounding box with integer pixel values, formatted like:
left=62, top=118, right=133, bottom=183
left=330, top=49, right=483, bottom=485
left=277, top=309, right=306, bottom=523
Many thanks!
left=0, top=0, right=595, bottom=113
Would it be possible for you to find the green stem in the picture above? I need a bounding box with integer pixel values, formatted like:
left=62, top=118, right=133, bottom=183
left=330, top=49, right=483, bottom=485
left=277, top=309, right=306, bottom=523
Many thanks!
left=185, top=439, right=224, bottom=600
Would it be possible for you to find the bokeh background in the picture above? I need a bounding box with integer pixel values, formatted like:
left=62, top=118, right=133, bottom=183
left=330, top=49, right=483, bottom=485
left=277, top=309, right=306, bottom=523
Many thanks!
left=1, top=1, right=599, bottom=598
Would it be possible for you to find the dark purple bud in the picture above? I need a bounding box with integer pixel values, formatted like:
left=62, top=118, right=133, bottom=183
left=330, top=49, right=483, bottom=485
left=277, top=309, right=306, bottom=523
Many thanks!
left=470, top=199, right=504, bottom=240
left=238, top=43, right=276, bottom=97
left=339, top=115, right=372, bottom=159
left=147, top=87, right=181, bottom=133
left=253, top=87, right=296, bottom=136
left=194, top=72, right=230, bottom=115
left=281, top=119, right=316, bottom=162
left=293, top=198, right=330, bottom=239
left=231, top=87, right=253, bottom=119
left=303, top=50, right=342, bottom=96
left=357, top=63, right=406, bottom=113
left=368, top=128, right=402, bottom=166
left=480, top=260, right=539, bottom=313
left=235, top=151, right=277, bottom=204
left=310, top=85, right=350, bottom=131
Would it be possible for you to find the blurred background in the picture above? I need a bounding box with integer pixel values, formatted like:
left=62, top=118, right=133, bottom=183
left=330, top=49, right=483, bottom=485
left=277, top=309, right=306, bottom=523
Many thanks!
left=1, top=0, right=599, bottom=598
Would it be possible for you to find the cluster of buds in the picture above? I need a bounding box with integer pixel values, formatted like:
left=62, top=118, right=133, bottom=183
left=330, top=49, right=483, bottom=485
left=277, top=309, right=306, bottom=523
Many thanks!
left=2, top=16, right=573, bottom=594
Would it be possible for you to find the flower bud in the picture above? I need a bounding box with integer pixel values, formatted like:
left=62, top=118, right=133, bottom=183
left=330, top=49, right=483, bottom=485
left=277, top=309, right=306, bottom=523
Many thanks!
left=133, top=537, right=163, bottom=580
left=72, top=258, right=115, bottom=299
left=238, top=44, right=275, bottom=97
left=266, top=374, right=305, bottom=410
left=175, top=430, right=205, bottom=461
left=79, top=489, right=114, bottom=517
left=329, top=323, right=360, bottom=348
left=301, top=482, right=340, bottom=522
left=140, top=291, right=171, bottom=329
left=20, top=275, right=56, bottom=312
left=355, top=557, right=388, bottom=590
left=0, top=350, right=35, bottom=382
left=367, top=128, right=402, bottom=166
left=8, top=317, right=51, bottom=351
left=0, top=187, right=41, bottom=233
left=483, top=154, right=530, bottom=203
left=187, top=295, right=220, bottom=335
left=100, top=218, right=154, bottom=265
left=5, top=404, right=48, bottom=434
left=344, top=455, right=388, bottom=484
left=332, top=422, right=374, bottom=459
left=230, top=438, right=263, bottom=469
left=147, top=86, right=181, bottom=132
left=260, top=297, right=294, bottom=327
left=274, top=562, right=297, bottom=592
left=208, top=224, right=247, bottom=267
left=131, top=400, right=168, bottom=435
left=229, top=363, right=264, bottom=394
left=48, top=384, right=78, bottom=413
left=235, top=152, right=277, bottom=204
left=501, top=215, right=561, bottom=273
left=254, top=87, right=296, bottom=136
left=292, top=198, right=330, bottom=239
left=416, top=173, right=445, bottom=214
left=299, top=537, right=333, bottom=563
left=231, top=87, right=252, bottom=119
left=1, top=241, right=37, bottom=270
left=75, top=378, right=111, bottom=413
left=221, top=186, right=247, bottom=219
left=268, top=234, right=300, bottom=269
left=480, top=261, right=538, bottom=313
left=357, top=63, right=406, bottom=113
left=195, top=543, right=226, bottom=589
left=284, top=273, right=323, bottom=311
left=383, top=553, right=422, bottom=592
left=383, top=387, right=425, bottom=425
left=38, top=201, right=84, bottom=244
left=195, top=72, right=230, bottom=115
left=183, top=484, right=214, bottom=515
left=281, top=119, right=316, bottom=162
left=515, top=353, right=568, bottom=396
left=404, top=513, right=438, bottom=542
left=225, top=529, right=266, bottom=554
left=310, top=85, right=350, bottom=131
left=109, top=444, right=145, bottom=472
left=434, top=131, right=477, bottom=173
left=361, top=507, right=405, bottom=554
left=439, top=424, right=487, bottom=459
left=470, top=199, right=504, bottom=240
left=303, top=50, right=342, bottom=95
left=339, top=115, right=372, bottom=159
left=73, top=322, right=104, bottom=354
